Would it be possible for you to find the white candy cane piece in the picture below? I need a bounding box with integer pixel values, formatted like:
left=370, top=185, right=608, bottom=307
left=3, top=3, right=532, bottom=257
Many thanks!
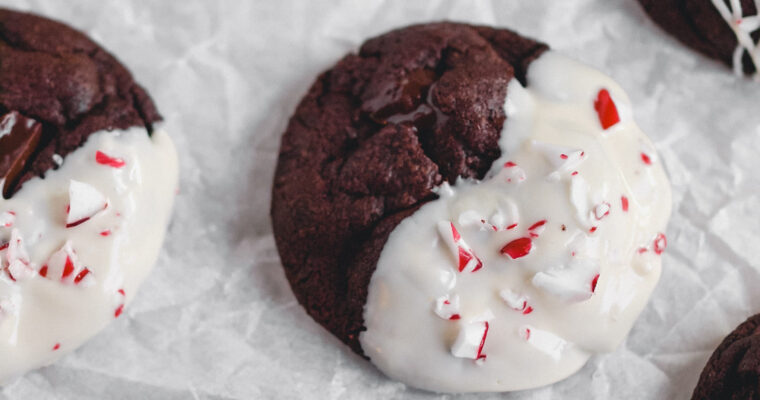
left=0, top=211, right=15, bottom=228
left=3, top=229, right=34, bottom=282
left=532, top=258, right=599, bottom=303
left=519, top=326, right=568, bottom=361
left=451, top=310, right=494, bottom=360
left=499, top=289, right=533, bottom=314
left=436, top=221, right=483, bottom=273
left=532, top=140, right=586, bottom=181
left=39, top=241, right=95, bottom=287
left=433, top=294, right=461, bottom=320
left=67, top=180, right=108, bottom=228
left=501, top=161, right=526, bottom=183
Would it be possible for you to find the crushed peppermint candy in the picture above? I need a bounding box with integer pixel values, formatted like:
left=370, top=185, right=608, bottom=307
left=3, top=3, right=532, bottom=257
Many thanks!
left=501, top=161, right=527, bottom=183
left=653, top=233, right=667, bottom=255
left=95, top=151, right=126, bottom=168
left=67, top=180, right=108, bottom=228
left=434, top=294, right=461, bottom=320
left=519, top=325, right=568, bottom=361
left=594, top=89, right=620, bottom=129
left=532, top=141, right=586, bottom=181
left=451, top=311, right=493, bottom=361
left=2, top=229, right=35, bottom=282
left=499, top=289, right=533, bottom=314
left=621, top=196, right=629, bottom=212
left=0, top=211, right=15, bottom=228
left=437, top=221, right=483, bottom=272
left=532, top=258, right=599, bottom=303
left=501, top=237, right=532, bottom=260
left=39, top=241, right=95, bottom=287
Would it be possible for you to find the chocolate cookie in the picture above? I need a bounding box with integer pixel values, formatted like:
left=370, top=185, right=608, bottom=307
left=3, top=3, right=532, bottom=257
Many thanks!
left=692, top=314, right=760, bottom=400
left=271, top=22, right=548, bottom=355
left=0, top=8, right=161, bottom=196
left=637, top=0, right=760, bottom=78
left=0, top=9, right=178, bottom=382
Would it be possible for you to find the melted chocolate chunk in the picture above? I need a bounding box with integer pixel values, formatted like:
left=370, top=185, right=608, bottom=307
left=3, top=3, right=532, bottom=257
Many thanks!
left=0, top=112, right=41, bottom=198
left=0, top=8, right=162, bottom=197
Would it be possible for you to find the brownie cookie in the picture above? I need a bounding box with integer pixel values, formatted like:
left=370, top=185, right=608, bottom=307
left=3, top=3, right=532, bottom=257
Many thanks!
left=0, top=9, right=177, bottom=382
left=272, top=22, right=672, bottom=392
left=692, top=314, right=760, bottom=400
left=637, top=0, right=760, bottom=79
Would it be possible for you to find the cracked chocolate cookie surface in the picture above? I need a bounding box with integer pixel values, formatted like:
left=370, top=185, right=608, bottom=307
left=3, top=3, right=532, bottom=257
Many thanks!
left=270, top=22, right=547, bottom=355
left=0, top=8, right=160, bottom=196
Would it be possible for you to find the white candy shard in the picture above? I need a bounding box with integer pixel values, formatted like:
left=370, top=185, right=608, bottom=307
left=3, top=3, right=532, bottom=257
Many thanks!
left=433, top=294, right=461, bottom=320
left=41, top=241, right=95, bottom=287
left=451, top=311, right=493, bottom=360
left=532, top=258, right=599, bottom=303
left=2, top=229, right=35, bottom=282
left=0, top=211, right=15, bottom=228
left=436, top=221, right=483, bottom=273
left=519, top=326, right=568, bottom=361
left=499, top=289, right=532, bottom=313
left=490, top=198, right=519, bottom=231
left=67, top=180, right=107, bottom=227
left=501, top=162, right=526, bottom=183
left=532, top=140, right=586, bottom=181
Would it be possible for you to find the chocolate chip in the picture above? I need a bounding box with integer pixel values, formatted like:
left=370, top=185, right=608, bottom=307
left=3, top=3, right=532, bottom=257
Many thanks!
left=0, top=112, right=42, bottom=198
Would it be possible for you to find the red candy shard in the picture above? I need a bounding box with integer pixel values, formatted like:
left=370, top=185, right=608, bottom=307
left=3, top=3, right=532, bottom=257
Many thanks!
left=653, top=233, right=667, bottom=255
left=100, top=230, right=111, bottom=237
left=476, top=322, right=489, bottom=360
left=114, top=304, right=124, bottom=318
left=458, top=247, right=483, bottom=272
left=523, top=306, right=534, bottom=315
left=591, top=274, right=600, bottom=293
left=38, top=265, right=48, bottom=277
left=506, top=223, right=518, bottom=230
left=594, top=89, right=620, bottom=129
left=52, top=343, right=60, bottom=351
left=528, top=220, right=547, bottom=231
left=450, top=314, right=461, bottom=320
left=641, top=153, right=652, bottom=165
left=504, top=161, right=517, bottom=168
left=95, top=151, right=126, bottom=168
left=501, top=237, right=532, bottom=259
left=589, top=226, right=598, bottom=233
left=621, top=196, right=629, bottom=212
left=450, top=222, right=461, bottom=242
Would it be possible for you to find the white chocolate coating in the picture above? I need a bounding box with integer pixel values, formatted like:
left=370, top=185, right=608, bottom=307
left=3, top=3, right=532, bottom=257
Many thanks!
left=0, top=127, right=177, bottom=383
left=360, top=52, right=672, bottom=393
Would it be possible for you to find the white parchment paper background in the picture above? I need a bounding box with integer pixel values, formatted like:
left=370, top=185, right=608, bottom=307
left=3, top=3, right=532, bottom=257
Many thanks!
left=0, top=0, right=759, bottom=399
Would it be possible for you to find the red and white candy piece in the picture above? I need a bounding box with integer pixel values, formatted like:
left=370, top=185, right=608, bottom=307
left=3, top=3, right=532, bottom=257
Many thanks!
left=433, top=294, right=461, bottom=320
left=437, top=221, right=483, bottom=273
left=114, top=288, right=126, bottom=318
left=594, top=88, right=620, bottom=130
left=39, top=241, right=95, bottom=287
left=531, top=141, right=586, bottom=181
left=501, top=161, right=526, bottom=184
left=2, top=229, right=35, bottom=282
left=639, top=141, right=657, bottom=166
left=501, top=237, right=532, bottom=259
left=519, top=325, right=568, bottom=360
left=95, top=151, right=126, bottom=168
left=451, top=310, right=493, bottom=361
left=499, top=289, right=533, bottom=314
left=0, top=211, right=15, bottom=228
left=532, top=258, right=600, bottom=303
left=67, top=180, right=108, bottom=228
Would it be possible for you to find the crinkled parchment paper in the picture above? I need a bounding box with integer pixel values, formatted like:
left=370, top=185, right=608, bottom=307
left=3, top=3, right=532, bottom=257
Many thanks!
left=0, top=0, right=759, bottom=399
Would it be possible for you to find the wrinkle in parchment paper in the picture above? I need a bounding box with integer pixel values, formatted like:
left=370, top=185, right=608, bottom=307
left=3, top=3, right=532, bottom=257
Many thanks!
left=1, top=1, right=759, bottom=399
